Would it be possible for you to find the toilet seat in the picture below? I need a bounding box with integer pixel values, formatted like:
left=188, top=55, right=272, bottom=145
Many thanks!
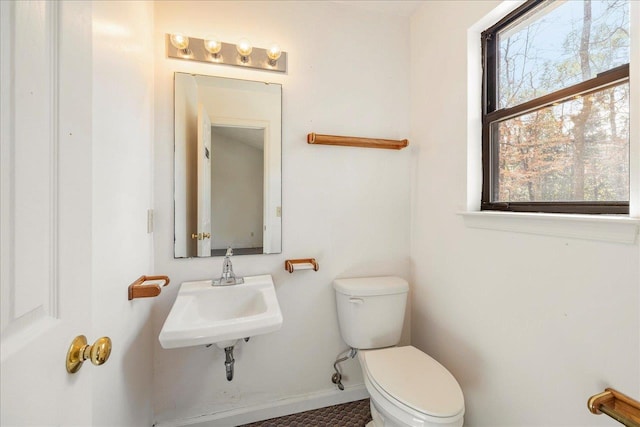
left=360, top=346, right=464, bottom=424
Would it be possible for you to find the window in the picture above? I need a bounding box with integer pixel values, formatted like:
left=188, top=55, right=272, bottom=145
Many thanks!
left=482, top=0, right=630, bottom=214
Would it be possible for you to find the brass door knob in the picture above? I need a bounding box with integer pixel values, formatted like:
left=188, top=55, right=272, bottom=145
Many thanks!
left=203, top=233, right=211, bottom=239
left=66, top=335, right=112, bottom=374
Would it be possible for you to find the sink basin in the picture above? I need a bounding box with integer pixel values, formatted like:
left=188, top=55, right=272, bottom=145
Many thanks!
left=159, top=274, right=283, bottom=349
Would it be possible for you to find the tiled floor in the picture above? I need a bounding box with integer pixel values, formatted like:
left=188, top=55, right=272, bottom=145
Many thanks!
left=240, top=399, right=372, bottom=427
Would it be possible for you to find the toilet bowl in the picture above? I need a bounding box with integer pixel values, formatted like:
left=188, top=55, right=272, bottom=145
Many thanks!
left=360, top=346, right=464, bottom=427
left=333, top=277, right=465, bottom=427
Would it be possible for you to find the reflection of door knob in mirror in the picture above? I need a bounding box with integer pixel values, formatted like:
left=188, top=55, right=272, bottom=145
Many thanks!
left=66, top=335, right=112, bottom=374
left=191, top=233, right=210, bottom=240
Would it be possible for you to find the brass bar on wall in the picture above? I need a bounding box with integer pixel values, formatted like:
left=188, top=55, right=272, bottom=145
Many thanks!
left=588, top=388, right=640, bottom=427
left=307, top=133, right=408, bottom=150
left=128, top=275, right=171, bottom=300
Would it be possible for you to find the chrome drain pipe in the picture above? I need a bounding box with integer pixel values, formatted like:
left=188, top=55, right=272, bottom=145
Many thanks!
left=224, top=346, right=235, bottom=381
left=206, top=339, right=251, bottom=381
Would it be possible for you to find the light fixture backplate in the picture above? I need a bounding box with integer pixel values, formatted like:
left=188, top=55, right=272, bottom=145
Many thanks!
left=166, top=34, right=287, bottom=73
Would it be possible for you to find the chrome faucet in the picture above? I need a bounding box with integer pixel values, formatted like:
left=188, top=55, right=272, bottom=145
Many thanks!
left=214, top=247, right=244, bottom=286
left=221, top=247, right=235, bottom=280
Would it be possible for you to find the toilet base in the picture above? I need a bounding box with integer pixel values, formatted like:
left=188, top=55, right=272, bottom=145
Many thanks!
left=367, top=390, right=463, bottom=427
left=367, top=399, right=404, bottom=427
left=367, top=400, right=388, bottom=427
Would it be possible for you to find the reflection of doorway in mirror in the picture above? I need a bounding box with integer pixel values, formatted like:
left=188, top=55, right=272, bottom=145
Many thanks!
left=210, top=125, right=265, bottom=256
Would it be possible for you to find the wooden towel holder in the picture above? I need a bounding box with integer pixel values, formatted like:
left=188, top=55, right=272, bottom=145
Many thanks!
left=588, top=388, right=640, bottom=426
left=307, top=133, right=408, bottom=150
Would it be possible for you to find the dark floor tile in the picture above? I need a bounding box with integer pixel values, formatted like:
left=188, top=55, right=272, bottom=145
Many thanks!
left=239, top=398, right=372, bottom=427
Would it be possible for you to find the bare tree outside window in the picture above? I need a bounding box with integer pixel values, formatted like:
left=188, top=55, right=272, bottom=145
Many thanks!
left=482, top=0, right=630, bottom=213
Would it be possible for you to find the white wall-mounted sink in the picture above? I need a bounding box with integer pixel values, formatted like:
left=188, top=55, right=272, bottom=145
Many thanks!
left=159, top=274, right=283, bottom=349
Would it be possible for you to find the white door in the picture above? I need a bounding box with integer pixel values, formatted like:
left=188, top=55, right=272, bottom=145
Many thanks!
left=197, top=103, right=212, bottom=256
left=1, top=2, right=94, bottom=425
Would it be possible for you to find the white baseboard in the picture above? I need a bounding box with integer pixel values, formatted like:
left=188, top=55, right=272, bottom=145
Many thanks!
left=154, top=385, right=369, bottom=427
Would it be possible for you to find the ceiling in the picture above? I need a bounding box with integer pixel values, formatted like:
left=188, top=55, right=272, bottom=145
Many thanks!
left=330, top=0, right=425, bottom=18
left=211, top=126, right=264, bottom=151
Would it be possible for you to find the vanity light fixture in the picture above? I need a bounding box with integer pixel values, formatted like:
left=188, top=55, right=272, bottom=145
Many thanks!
left=166, top=33, right=287, bottom=73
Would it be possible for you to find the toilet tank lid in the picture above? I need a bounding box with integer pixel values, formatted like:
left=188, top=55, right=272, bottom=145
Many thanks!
left=333, top=276, right=409, bottom=296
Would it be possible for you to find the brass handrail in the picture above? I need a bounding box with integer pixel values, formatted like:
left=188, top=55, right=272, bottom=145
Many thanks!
left=588, top=388, right=640, bottom=427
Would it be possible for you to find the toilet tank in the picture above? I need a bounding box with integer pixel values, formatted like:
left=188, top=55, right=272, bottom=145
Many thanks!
left=333, top=276, right=409, bottom=350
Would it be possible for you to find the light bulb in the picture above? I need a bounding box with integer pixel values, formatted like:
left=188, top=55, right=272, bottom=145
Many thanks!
left=169, top=33, right=189, bottom=50
left=266, top=43, right=282, bottom=63
left=204, top=36, right=222, bottom=55
left=236, top=38, right=253, bottom=59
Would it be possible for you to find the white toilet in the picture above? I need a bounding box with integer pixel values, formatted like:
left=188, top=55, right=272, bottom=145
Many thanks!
left=334, top=276, right=464, bottom=427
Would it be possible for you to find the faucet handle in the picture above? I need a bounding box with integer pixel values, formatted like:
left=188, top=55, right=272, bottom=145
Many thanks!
left=225, top=247, right=233, bottom=257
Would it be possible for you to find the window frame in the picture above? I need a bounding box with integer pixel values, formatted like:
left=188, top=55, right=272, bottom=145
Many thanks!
left=481, top=0, right=630, bottom=215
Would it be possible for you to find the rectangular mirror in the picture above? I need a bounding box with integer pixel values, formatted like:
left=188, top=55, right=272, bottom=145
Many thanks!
left=174, top=73, right=282, bottom=258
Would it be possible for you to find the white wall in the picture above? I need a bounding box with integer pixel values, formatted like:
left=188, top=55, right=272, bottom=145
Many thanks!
left=410, top=1, right=639, bottom=426
left=153, top=1, right=411, bottom=425
left=91, top=2, right=155, bottom=425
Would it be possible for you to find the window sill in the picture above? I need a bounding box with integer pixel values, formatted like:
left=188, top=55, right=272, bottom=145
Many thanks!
left=459, top=211, right=639, bottom=244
